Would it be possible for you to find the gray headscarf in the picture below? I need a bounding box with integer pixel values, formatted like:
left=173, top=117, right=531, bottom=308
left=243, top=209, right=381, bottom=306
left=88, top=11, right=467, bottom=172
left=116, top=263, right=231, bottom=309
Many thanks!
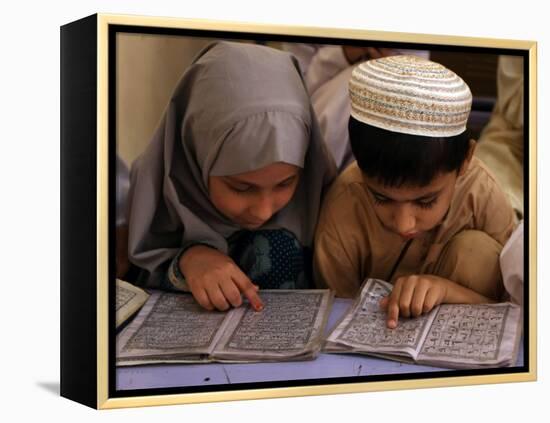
left=127, top=41, right=337, bottom=285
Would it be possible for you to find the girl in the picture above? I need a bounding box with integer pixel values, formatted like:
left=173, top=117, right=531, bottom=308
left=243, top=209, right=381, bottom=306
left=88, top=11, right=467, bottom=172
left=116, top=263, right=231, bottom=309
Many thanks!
left=127, top=41, right=336, bottom=312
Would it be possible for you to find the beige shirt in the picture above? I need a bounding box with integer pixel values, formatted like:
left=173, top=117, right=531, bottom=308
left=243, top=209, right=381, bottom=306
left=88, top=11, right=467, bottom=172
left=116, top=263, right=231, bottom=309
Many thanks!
left=313, top=157, right=516, bottom=298
left=475, top=56, right=524, bottom=216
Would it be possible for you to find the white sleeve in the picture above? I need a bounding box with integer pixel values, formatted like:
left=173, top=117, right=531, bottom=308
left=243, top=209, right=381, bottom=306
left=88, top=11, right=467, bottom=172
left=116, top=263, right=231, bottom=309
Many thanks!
left=311, top=66, right=355, bottom=172
left=117, top=155, right=130, bottom=226
left=500, top=220, right=524, bottom=306
left=281, top=42, right=320, bottom=76
left=304, top=46, right=350, bottom=95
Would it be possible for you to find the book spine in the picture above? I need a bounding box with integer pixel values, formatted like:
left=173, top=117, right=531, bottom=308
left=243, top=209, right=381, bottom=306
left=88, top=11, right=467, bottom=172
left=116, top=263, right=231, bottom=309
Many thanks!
left=60, top=13, right=98, bottom=409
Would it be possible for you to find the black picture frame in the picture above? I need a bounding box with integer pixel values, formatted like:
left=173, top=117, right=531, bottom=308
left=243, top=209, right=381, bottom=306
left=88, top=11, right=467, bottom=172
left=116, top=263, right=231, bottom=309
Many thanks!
left=60, top=13, right=537, bottom=409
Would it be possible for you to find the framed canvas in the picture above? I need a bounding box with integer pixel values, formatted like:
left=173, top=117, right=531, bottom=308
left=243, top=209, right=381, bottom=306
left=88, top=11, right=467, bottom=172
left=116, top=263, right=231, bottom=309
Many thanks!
left=60, top=13, right=537, bottom=409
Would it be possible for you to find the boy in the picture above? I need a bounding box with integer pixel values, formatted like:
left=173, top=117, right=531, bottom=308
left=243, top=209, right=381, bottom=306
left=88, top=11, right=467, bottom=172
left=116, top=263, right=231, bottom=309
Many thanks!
left=313, top=55, right=516, bottom=328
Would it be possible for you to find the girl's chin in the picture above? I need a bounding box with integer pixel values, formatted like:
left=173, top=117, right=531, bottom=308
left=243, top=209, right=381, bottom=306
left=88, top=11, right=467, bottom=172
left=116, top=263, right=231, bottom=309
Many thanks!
left=239, top=220, right=265, bottom=230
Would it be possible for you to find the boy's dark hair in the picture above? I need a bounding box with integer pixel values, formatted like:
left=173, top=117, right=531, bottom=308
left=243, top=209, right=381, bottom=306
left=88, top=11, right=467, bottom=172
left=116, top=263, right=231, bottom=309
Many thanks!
left=349, top=116, right=471, bottom=187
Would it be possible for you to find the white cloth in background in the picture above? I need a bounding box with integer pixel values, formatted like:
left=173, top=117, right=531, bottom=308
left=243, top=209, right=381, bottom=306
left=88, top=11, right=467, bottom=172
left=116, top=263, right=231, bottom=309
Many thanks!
left=116, top=155, right=130, bottom=226
left=283, top=43, right=429, bottom=172
left=500, top=220, right=524, bottom=306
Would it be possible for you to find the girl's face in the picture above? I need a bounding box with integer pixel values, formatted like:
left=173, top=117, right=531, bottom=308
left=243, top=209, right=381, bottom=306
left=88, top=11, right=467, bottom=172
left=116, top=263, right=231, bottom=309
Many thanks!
left=363, top=170, right=463, bottom=240
left=209, top=162, right=301, bottom=229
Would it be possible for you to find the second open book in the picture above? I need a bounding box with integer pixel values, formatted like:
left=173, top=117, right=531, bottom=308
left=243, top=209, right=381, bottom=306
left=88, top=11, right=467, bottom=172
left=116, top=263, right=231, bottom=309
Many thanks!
left=324, top=279, right=522, bottom=369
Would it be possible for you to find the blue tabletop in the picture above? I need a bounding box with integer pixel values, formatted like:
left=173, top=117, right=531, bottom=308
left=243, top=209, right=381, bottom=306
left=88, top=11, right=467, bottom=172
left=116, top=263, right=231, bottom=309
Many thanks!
left=116, top=298, right=524, bottom=390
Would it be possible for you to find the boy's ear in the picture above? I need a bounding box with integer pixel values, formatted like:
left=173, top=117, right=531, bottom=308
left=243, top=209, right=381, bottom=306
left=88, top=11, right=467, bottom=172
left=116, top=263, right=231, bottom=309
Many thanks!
left=458, top=139, right=477, bottom=176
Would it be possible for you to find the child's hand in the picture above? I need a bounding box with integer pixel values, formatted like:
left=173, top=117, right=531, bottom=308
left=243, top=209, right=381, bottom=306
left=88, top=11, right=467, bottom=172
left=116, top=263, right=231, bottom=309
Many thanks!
left=379, top=275, right=449, bottom=329
left=179, top=245, right=264, bottom=312
left=342, top=46, right=398, bottom=64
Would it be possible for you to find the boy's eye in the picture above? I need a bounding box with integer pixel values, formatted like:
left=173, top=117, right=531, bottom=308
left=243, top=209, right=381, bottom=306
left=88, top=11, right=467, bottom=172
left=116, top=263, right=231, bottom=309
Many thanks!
left=372, top=194, right=392, bottom=205
left=415, top=197, right=437, bottom=209
left=372, top=192, right=438, bottom=209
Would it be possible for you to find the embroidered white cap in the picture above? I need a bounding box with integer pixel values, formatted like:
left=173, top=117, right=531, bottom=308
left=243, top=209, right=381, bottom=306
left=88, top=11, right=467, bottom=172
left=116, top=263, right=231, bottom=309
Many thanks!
left=349, top=55, right=472, bottom=137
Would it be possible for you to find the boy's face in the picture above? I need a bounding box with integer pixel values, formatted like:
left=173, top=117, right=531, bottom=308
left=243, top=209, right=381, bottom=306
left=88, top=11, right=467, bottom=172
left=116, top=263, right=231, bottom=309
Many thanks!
left=363, top=170, right=462, bottom=240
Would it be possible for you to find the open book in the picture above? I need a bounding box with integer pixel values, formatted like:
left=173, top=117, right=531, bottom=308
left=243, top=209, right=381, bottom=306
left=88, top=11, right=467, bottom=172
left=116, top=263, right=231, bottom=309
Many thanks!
left=116, top=279, right=149, bottom=328
left=324, top=279, right=522, bottom=369
left=117, top=289, right=333, bottom=365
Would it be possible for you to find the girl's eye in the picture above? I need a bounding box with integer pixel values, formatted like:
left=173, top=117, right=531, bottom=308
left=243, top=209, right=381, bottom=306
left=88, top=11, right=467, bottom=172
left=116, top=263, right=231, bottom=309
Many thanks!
left=277, top=177, right=296, bottom=189
left=229, top=184, right=253, bottom=193
left=416, top=198, right=437, bottom=209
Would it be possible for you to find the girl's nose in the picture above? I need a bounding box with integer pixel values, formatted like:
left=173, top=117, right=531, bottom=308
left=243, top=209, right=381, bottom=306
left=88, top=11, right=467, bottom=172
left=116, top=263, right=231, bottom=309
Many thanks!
left=250, top=193, right=275, bottom=222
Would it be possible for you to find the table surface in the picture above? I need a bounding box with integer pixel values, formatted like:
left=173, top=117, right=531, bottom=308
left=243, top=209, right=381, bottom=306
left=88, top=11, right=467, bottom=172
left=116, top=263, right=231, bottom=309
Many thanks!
left=116, top=298, right=524, bottom=390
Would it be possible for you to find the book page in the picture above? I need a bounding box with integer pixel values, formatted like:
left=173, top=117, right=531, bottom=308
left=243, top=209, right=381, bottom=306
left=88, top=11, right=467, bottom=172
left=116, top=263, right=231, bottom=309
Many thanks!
left=417, top=302, right=522, bottom=368
left=116, top=291, right=234, bottom=365
left=212, top=290, right=333, bottom=361
left=325, top=279, right=437, bottom=359
left=115, top=279, right=150, bottom=328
